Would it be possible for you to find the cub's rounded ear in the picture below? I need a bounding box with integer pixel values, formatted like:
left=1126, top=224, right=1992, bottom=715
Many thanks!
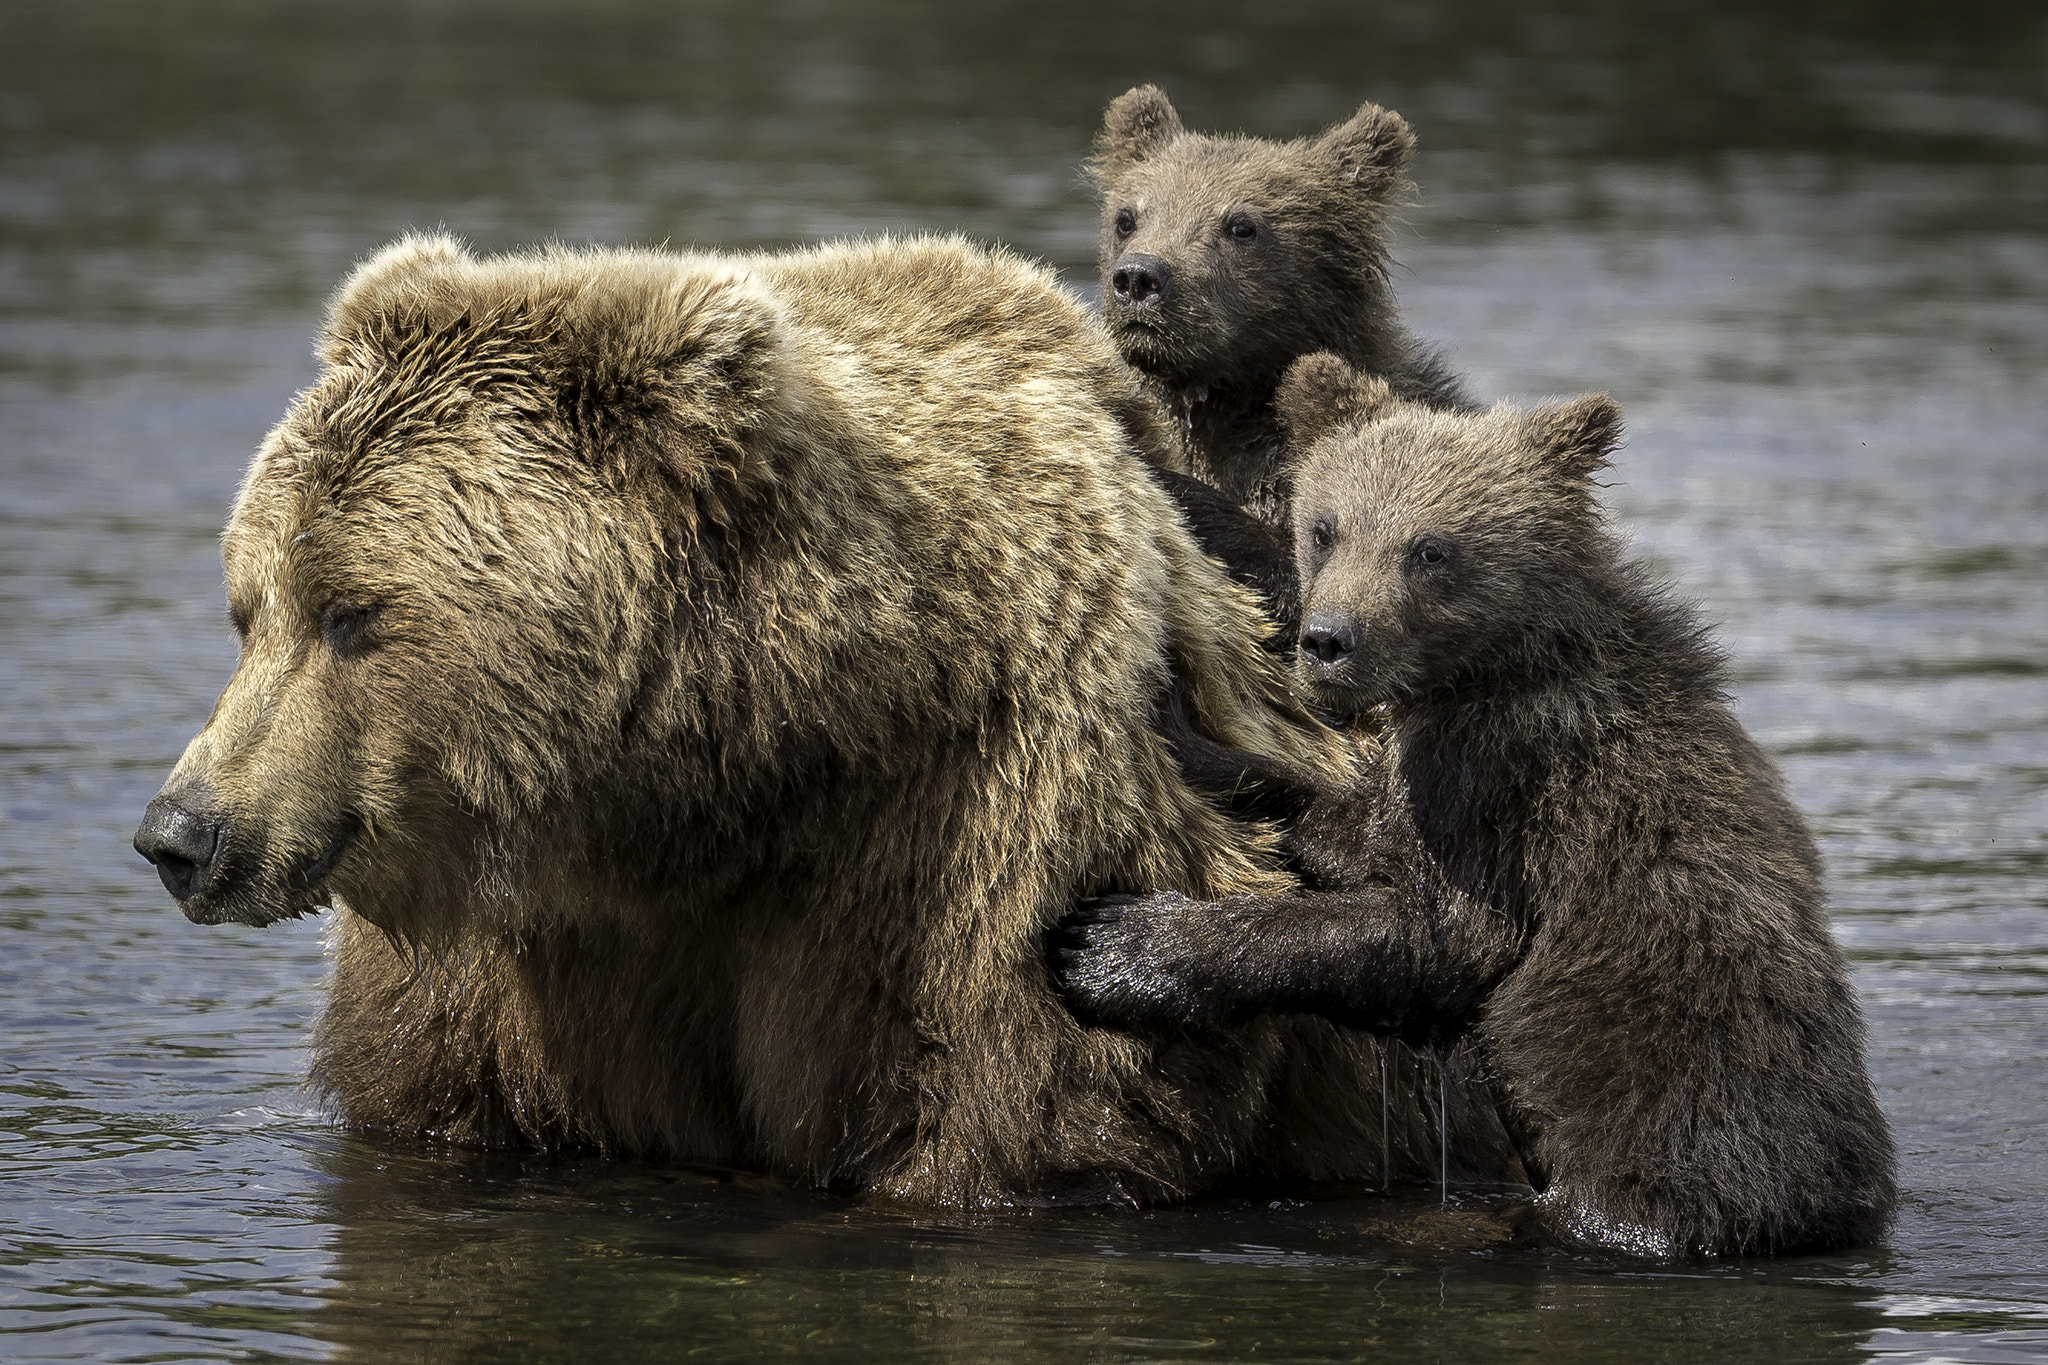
left=1529, top=393, right=1624, bottom=480
left=1276, top=353, right=1396, bottom=449
left=1089, top=85, right=1185, bottom=182
left=1314, top=102, right=1415, bottom=193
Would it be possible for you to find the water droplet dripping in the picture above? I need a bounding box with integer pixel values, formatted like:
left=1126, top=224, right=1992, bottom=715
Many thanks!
left=1379, top=1042, right=1390, bottom=1194
left=1440, top=1055, right=1448, bottom=1206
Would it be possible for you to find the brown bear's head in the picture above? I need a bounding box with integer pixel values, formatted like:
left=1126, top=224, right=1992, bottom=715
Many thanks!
left=1088, top=85, right=1415, bottom=391
left=1275, top=353, right=1625, bottom=714
left=133, top=234, right=793, bottom=938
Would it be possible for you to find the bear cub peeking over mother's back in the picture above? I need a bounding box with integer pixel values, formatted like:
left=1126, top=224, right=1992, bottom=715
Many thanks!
left=133, top=234, right=1409, bottom=1207
left=1091, top=85, right=1470, bottom=531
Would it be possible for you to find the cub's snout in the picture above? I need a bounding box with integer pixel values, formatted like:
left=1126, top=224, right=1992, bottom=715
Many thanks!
left=1109, top=252, right=1173, bottom=309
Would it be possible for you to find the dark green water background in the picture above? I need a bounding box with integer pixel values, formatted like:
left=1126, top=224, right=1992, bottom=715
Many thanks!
left=2, top=1, right=2044, bottom=1360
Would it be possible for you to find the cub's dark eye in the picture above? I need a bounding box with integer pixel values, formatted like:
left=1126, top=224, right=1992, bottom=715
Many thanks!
left=1414, top=538, right=1450, bottom=567
left=1113, top=208, right=1136, bottom=237
left=319, top=601, right=382, bottom=658
left=1226, top=216, right=1257, bottom=241
left=1310, top=518, right=1335, bottom=551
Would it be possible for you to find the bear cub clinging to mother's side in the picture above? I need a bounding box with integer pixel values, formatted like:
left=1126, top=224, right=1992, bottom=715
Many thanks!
left=1055, top=354, right=1897, bottom=1257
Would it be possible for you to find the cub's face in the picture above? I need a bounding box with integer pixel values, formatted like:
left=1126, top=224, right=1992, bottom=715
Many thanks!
left=1098, top=147, right=1332, bottom=388
left=1282, top=386, right=1622, bottom=715
left=1289, top=415, right=1531, bottom=712
left=1090, top=87, right=1414, bottom=391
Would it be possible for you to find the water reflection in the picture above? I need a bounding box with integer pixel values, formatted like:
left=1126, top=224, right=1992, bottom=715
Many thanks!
left=305, top=1144, right=1894, bottom=1363
left=2, top=0, right=2044, bottom=1359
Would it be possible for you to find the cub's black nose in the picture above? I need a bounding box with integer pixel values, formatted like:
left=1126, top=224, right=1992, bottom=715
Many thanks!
left=1299, top=622, right=1358, bottom=666
left=1110, top=253, right=1173, bottom=307
left=134, top=798, right=224, bottom=901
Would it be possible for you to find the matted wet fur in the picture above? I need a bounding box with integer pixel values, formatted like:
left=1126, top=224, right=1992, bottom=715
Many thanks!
left=1054, top=355, right=1897, bottom=1254
left=129, top=234, right=1454, bottom=1207
left=1090, top=85, right=1470, bottom=530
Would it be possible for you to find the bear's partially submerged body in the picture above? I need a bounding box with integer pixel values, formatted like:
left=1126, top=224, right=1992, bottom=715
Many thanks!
left=1055, top=356, right=1897, bottom=1254
left=135, top=236, right=1423, bottom=1205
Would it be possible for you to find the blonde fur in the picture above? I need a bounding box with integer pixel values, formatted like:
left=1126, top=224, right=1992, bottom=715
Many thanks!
left=142, top=233, right=1404, bottom=1205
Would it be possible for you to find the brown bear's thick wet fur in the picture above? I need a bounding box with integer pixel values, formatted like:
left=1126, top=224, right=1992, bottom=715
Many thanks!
left=1054, top=355, right=1896, bottom=1255
left=128, top=233, right=1460, bottom=1206
left=1091, top=85, right=1469, bottom=531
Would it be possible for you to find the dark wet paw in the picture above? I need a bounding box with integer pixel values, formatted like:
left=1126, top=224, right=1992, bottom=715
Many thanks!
left=1046, top=891, right=1227, bottom=1030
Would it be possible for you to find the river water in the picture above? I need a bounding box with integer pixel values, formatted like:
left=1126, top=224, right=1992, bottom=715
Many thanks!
left=2, top=2, right=2044, bottom=1360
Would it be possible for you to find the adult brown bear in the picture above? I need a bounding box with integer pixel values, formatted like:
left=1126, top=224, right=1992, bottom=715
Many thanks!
left=132, top=233, right=1422, bottom=1206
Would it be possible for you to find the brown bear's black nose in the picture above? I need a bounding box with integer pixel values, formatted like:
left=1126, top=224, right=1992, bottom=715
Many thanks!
left=135, top=798, right=224, bottom=901
left=1111, top=253, right=1173, bottom=307
left=1300, top=621, right=1358, bottom=666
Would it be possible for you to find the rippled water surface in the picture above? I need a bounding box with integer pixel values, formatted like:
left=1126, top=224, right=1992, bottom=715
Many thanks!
left=3, top=2, right=2045, bottom=1360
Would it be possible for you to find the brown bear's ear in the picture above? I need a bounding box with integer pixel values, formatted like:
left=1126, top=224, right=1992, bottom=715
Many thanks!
left=319, top=231, right=476, bottom=367
left=556, top=271, right=787, bottom=509
left=1275, top=352, right=1397, bottom=448
left=1090, top=85, right=1185, bottom=180
left=1314, top=102, right=1414, bottom=193
left=1529, top=393, right=1624, bottom=480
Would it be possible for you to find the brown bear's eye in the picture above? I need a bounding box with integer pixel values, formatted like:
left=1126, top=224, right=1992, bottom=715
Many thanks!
left=1311, top=519, right=1335, bottom=551
left=1226, top=216, right=1257, bottom=241
left=1414, top=538, right=1449, bottom=566
left=1114, top=208, right=1136, bottom=237
left=320, top=601, right=383, bottom=658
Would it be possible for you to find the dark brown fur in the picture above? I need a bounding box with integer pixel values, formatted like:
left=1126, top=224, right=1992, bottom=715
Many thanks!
left=1055, top=356, right=1896, bottom=1255
left=1090, top=85, right=1470, bottom=528
left=132, top=235, right=1427, bottom=1207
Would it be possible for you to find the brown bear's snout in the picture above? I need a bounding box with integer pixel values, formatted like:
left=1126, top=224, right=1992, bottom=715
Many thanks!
left=1110, top=253, right=1174, bottom=308
left=134, top=794, right=227, bottom=903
